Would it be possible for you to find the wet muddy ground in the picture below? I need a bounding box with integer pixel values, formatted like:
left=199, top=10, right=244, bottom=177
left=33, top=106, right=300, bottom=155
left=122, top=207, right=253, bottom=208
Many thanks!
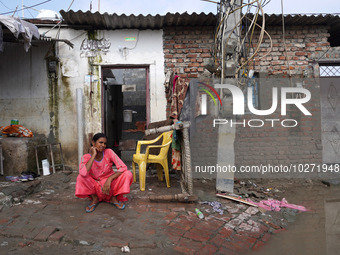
left=251, top=178, right=340, bottom=255
left=0, top=170, right=339, bottom=255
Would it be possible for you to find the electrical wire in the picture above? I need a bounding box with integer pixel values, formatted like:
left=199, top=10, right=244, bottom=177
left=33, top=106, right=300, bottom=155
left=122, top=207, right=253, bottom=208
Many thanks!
left=67, top=0, right=75, bottom=11
left=42, top=0, right=80, bottom=53
left=201, top=0, right=220, bottom=4
left=216, top=0, right=266, bottom=85
left=244, top=15, right=272, bottom=60
left=234, top=0, right=265, bottom=83
left=241, top=3, right=259, bottom=56
left=57, top=31, right=87, bottom=50
left=12, top=6, right=18, bottom=17
left=0, top=0, right=51, bottom=16
left=42, top=0, right=74, bottom=37
left=261, top=0, right=271, bottom=7
left=41, top=20, right=63, bottom=37
left=23, top=5, right=40, bottom=12
left=280, top=0, right=293, bottom=83
left=0, top=0, right=12, bottom=10
left=214, top=0, right=259, bottom=66
left=233, top=1, right=264, bottom=84
left=247, top=1, right=260, bottom=55
left=315, top=45, right=331, bottom=62
left=24, top=6, right=36, bottom=18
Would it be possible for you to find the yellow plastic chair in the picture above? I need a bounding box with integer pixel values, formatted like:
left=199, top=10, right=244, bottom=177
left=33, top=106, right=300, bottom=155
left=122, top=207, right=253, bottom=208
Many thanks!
left=132, top=131, right=173, bottom=191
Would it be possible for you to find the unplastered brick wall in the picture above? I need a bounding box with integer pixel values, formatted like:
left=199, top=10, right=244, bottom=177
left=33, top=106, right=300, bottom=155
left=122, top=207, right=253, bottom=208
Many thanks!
left=162, top=24, right=337, bottom=176
left=163, top=26, right=219, bottom=177
left=236, top=25, right=330, bottom=173
left=315, top=46, right=340, bottom=60
left=234, top=76, right=323, bottom=178
left=163, top=25, right=215, bottom=119
left=163, top=26, right=215, bottom=79
left=247, top=25, right=331, bottom=75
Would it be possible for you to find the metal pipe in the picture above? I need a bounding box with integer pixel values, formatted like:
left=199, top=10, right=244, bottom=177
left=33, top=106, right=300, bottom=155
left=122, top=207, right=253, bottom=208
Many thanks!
left=144, top=121, right=190, bottom=136
left=149, top=193, right=198, bottom=203
left=77, top=88, right=84, bottom=165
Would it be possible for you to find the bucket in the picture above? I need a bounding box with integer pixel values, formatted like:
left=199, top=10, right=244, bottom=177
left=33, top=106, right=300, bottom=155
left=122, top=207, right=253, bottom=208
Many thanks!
left=11, top=119, right=19, bottom=125
left=123, top=110, right=132, bottom=122
left=42, top=159, right=50, bottom=176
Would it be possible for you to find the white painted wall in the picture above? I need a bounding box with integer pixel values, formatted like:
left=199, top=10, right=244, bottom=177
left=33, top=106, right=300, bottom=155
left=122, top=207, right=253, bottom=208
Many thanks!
left=37, top=27, right=166, bottom=166
left=97, top=29, right=167, bottom=123
left=0, top=26, right=166, bottom=168
left=41, top=28, right=92, bottom=165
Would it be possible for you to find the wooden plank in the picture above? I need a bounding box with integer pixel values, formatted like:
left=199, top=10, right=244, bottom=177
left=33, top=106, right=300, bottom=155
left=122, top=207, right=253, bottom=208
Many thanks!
left=216, top=193, right=258, bottom=207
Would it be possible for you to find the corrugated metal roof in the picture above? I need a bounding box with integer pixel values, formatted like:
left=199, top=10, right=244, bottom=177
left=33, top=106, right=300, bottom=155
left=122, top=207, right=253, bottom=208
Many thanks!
left=59, top=10, right=340, bottom=29
left=59, top=10, right=217, bottom=29
left=259, top=13, right=340, bottom=26
left=260, top=14, right=340, bottom=46
left=58, top=11, right=340, bottom=46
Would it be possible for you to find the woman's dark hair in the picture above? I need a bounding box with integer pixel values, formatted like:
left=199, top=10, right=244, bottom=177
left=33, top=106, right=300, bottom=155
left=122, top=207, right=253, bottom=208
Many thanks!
left=92, top=133, right=107, bottom=142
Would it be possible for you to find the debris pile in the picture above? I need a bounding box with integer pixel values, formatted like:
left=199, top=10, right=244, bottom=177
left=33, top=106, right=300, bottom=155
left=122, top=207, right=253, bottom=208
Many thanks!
left=234, top=179, right=282, bottom=201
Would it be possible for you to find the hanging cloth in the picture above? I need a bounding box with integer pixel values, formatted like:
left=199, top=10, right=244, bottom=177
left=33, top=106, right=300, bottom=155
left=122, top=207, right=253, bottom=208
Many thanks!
left=171, top=129, right=181, bottom=170
left=170, top=76, right=189, bottom=120
left=169, top=76, right=189, bottom=171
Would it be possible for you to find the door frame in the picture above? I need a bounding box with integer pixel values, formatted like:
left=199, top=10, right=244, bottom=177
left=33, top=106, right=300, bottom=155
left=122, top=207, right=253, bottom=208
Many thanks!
left=100, top=64, right=150, bottom=134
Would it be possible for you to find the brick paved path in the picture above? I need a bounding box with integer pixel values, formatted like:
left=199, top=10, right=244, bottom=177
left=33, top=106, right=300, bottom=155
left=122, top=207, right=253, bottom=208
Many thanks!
left=0, top=172, right=336, bottom=254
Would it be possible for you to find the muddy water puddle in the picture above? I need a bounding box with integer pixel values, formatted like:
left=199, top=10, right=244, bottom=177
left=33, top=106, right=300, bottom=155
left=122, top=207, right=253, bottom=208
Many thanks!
left=251, top=181, right=340, bottom=255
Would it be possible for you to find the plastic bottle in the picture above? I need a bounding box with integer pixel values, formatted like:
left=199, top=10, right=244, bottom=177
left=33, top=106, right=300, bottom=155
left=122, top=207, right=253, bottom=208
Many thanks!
left=195, top=208, right=204, bottom=219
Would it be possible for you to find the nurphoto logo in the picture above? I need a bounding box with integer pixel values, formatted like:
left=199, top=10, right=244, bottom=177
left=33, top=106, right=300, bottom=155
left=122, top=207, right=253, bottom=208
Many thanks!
left=199, top=84, right=312, bottom=128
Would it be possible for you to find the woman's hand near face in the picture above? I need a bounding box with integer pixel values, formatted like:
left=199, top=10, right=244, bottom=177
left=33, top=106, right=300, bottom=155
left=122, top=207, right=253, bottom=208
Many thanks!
left=90, top=146, right=97, bottom=157
left=85, top=146, right=97, bottom=172
left=103, top=179, right=111, bottom=195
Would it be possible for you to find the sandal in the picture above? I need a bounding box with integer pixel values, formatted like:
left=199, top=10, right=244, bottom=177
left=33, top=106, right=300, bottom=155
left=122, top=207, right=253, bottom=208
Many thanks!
left=85, top=203, right=98, bottom=213
left=110, top=201, right=125, bottom=210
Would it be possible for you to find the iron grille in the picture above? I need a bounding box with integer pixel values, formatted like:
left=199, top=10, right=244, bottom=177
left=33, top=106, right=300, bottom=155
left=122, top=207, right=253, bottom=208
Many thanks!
left=320, top=66, right=340, bottom=77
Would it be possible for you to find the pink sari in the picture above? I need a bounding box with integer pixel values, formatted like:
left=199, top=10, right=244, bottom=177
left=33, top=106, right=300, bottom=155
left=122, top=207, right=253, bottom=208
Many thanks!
left=75, top=149, right=133, bottom=202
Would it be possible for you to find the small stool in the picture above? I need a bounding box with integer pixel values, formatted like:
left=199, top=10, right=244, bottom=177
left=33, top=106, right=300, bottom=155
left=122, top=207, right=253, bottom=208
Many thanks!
left=35, top=143, right=65, bottom=175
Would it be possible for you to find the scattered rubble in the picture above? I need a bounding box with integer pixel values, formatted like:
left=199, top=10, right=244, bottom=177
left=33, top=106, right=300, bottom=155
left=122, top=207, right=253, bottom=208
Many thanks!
left=0, top=175, right=335, bottom=254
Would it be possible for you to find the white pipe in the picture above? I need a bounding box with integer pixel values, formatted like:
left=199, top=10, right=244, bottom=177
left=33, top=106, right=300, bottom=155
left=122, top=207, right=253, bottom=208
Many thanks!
left=77, top=88, right=84, bottom=165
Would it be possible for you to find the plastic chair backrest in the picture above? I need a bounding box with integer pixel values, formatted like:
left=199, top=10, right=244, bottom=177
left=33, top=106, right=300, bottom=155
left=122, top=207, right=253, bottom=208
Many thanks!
left=158, top=131, right=173, bottom=157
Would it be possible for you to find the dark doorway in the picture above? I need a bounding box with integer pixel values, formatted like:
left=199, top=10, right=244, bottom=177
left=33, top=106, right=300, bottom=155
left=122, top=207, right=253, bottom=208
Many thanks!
left=102, top=67, right=148, bottom=161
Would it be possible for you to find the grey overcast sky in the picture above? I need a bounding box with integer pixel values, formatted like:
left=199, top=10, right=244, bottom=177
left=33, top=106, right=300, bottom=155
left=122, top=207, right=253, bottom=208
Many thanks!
left=0, top=0, right=339, bottom=18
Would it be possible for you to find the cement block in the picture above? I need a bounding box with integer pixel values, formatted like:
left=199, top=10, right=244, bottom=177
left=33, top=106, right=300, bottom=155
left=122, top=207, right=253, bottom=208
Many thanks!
left=0, top=137, right=46, bottom=176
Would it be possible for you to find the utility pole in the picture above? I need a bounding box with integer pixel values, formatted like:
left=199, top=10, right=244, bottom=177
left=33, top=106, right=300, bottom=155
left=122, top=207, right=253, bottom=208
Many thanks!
left=216, top=0, right=241, bottom=193
left=98, top=0, right=100, bottom=12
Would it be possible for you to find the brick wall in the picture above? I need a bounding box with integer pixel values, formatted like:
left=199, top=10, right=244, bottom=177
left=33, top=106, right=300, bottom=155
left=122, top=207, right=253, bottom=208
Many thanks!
left=248, top=26, right=331, bottom=75
left=234, top=76, right=322, bottom=178
left=234, top=26, right=328, bottom=174
left=163, top=24, right=339, bottom=177
left=163, top=26, right=215, bottom=78
left=163, top=26, right=218, bottom=178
